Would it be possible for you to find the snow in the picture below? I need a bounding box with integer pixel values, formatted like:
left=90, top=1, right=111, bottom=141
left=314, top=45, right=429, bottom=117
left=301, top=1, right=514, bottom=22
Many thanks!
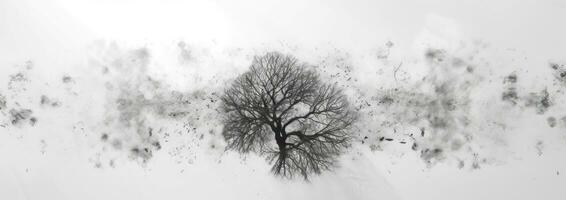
left=1, top=0, right=566, bottom=199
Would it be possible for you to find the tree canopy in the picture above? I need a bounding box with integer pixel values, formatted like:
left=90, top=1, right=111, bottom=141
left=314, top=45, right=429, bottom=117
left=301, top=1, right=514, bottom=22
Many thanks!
left=221, top=52, right=357, bottom=180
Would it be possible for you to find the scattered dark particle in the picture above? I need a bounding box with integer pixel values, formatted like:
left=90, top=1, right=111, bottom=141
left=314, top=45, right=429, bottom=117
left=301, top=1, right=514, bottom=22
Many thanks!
left=420, top=128, right=425, bottom=137
left=29, top=117, right=37, bottom=126
left=379, top=95, right=395, bottom=104
left=384, top=138, right=393, bottom=141
left=432, top=148, right=442, bottom=154
left=102, top=66, right=109, bottom=74
left=148, top=127, right=153, bottom=137
left=501, top=88, right=519, bottom=105
left=525, top=89, right=552, bottom=114
left=152, top=141, right=161, bottom=150
left=472, top=162, right=480, bottom=169
left=101, top=133, right=109, bottom=141
left=168, top=112, right=189, bottom=118
left=424, top=49, right=445, bottom=62
left=411, top=143, right=418, bottom=151
left=9, top=73, right=27, bottom=83
left=547, top=117, right=557, bottom=128
left=40, top=95, right=61, bottom=107
left=130, top=146, right=152, bottom=161
left=9, top=109, right=33, bottom=126
left=399, top=141, right=406, bottom=144
left=504, top=73, right=518, bottom=84
left=0, top=94, right=6, bottom=110
left=364, top=136, right=369, bottom=140
left=420, top=148, right=444, bottom=161
left=540, top=89, right=551, bottom=109
left=549, top=62, right=566, bottom=85
left=466, top=66, right=474, bottom=73
left=24, top=60, right=33, bottom=69
left=535, top=140, right=544, bottom=156
left=40, top=95, right=49, bottom=105
left=62, top=75, right=73, bottom=83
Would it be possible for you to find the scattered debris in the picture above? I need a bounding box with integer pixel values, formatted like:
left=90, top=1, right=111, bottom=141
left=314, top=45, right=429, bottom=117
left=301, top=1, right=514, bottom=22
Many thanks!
left=525, top=89, right=552, bottom=114
left=0, top=93, right=6, bottom=110
left=40, top=95, right=61, bottom=107
left=62, top=75, right=73, bottom=83
left=9, top=108, right=35, bottom=126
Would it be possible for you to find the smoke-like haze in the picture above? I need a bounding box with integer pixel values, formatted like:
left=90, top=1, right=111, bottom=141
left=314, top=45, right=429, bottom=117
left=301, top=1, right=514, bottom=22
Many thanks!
left=2, top=0, right=566, bottom=200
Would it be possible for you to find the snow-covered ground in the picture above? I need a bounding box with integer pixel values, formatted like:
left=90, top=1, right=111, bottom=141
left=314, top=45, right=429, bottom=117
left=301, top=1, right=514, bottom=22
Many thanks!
left=1, top=0, right=566, bottom=199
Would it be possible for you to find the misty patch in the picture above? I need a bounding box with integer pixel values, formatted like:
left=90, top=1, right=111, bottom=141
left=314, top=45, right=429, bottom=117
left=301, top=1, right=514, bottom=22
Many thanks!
left=40, top=95, right=61, bottom=107
left=0, top=93, right=6, bottom=111
left=547, top=116, right=557, bottom=128
left=177, top=41, right=193, bottom=64
left=7, top=61, right=34, bottom=93
left=499, top=71, right=554, bottom=114
left=88, top=43, right=223, bottom=166
left=376, top=41, right=394, bottom=60
left=352, top=46, right=491, bottom=168
left=550, top=62, right=566, bottom=86
left=524, top=88, right=552, bottom=114
left=8, top=72, right=29, bottom=93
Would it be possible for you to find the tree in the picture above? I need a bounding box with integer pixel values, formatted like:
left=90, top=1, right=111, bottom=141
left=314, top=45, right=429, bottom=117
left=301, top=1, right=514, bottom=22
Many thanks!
left=221, top=52, right=357, bottom=180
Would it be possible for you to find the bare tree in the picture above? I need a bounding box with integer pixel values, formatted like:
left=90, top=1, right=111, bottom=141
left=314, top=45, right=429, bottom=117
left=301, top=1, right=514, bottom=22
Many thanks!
left=221, top=52, right=357, bottom=180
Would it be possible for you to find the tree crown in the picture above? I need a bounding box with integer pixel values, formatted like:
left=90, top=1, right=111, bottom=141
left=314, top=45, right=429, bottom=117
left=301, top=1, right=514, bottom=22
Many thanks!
left=221, top=52, right=356, bottom=180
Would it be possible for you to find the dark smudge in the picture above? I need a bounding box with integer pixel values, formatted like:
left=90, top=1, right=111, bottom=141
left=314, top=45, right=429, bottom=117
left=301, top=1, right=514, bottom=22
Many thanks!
left=9, top=108, right=36, bottom=126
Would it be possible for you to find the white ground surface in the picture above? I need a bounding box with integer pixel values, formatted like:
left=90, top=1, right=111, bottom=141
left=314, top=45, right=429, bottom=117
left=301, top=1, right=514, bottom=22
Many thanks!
left=1, top=0, right=566, bottom=199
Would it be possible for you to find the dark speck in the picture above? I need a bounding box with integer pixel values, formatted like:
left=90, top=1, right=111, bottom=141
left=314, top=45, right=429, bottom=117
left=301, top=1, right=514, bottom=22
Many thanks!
left=152, top=141, right=161, bottom=150
left=62, top=75, right=73, bottom=83
left=29, top=117, right=37, bottom=126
